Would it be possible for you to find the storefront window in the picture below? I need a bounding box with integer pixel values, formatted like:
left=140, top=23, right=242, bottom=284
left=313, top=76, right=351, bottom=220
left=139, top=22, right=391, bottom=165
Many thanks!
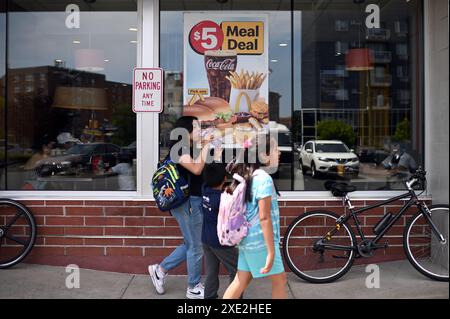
left=2, top=0, right=137, bottom=191
left=293, top=0, right=424, bottom=191
left=159, top=0, right=424, bottom=193
left=160, top=0, right=295, bottom=190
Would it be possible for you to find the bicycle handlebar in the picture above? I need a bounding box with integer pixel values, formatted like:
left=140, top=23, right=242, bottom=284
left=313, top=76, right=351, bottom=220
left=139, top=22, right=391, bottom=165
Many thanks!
left=411, top=166, right=426, bottom=180
left=406, top=166, right=427, bottom=190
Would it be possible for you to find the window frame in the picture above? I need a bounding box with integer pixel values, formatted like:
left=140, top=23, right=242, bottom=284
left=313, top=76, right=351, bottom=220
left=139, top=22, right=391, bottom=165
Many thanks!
left=3, top=0, right=431, bottom=200
left=1, top=0, right=144, bottom=199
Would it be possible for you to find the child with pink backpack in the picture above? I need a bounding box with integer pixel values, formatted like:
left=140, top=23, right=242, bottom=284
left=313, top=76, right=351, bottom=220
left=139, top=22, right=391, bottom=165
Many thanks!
left=222, top=135, right=287, bottom=299
left=201, top=163, right=239, bottom=299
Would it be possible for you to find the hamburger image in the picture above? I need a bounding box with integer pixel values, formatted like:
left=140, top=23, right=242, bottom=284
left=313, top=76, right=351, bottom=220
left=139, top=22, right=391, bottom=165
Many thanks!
left=197, top=97, right=235, bottom=130
left=183, top=97, right=234, bottom=129
left=250, top=99, right=269, bottom=124
left=183, top=96, right=269, bottom=145
left=234, top=112, right=252, bottom=123
left=182, top=103, right=215, bottom=121
left=195, top=96, right=231, bottom=114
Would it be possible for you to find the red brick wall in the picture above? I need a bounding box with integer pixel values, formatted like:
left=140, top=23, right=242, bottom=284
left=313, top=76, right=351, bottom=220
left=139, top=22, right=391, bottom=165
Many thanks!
left=1, top=199, right=428, bottom=274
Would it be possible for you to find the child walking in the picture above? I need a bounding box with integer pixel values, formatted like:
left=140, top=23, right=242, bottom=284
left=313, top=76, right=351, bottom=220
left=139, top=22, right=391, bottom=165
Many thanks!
left=201, top=163, right=239, bottom=299
left=148, top=116, right=213, bottom=299
left=223, top=135, right=287, bottom=299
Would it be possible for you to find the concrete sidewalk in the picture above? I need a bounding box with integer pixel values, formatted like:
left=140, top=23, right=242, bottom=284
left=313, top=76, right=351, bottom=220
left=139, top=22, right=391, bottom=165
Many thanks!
left=0, top=260, right=448, bottom=299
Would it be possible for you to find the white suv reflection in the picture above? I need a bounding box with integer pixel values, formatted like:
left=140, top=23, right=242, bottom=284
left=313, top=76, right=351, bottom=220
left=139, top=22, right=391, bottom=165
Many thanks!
left=299, top=140, right=359, bottom=178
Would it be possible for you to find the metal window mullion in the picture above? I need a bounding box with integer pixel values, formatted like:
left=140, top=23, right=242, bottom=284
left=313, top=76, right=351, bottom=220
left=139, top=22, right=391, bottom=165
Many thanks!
left=137, top=0, right=159, bottom=199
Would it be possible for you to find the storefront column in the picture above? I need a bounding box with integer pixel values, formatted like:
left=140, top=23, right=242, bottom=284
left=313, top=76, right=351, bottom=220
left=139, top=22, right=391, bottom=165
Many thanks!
left=425, top=0, right=449, bottom=267
left=137, top=0, right=159, bottom=197
left=424, top=0, right=449, bottom=205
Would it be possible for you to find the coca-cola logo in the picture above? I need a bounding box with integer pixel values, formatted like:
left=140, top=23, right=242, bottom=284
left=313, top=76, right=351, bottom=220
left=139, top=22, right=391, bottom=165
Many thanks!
left=205, top=58, right=236, bottom=71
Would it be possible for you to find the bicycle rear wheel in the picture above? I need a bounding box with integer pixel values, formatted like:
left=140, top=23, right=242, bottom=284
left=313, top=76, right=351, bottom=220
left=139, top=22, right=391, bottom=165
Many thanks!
left=404, top=204, right=449, bottom=281
left=0, top=199, right=37, bottom=269
left=283, top=211, right=356, bottom=283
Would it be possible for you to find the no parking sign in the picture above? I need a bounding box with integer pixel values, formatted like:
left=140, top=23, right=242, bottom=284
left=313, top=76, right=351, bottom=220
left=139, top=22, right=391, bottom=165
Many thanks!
left=133, top=68, right=164, bottom=113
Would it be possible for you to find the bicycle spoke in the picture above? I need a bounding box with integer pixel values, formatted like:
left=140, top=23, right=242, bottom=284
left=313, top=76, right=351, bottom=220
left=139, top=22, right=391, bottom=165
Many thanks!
left=4, top=211, right=24, bottom=230
left=284, top=212, right=355, bottom=282
left=0, top=200, right=37, bottom=269
left=5, top=234, right=28, bottom=246
left=406, top=206, right=449, bottom=280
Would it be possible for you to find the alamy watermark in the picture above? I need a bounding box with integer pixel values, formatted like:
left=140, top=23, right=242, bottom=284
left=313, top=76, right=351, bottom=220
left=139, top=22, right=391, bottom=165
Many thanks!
left=365, top=264, right=380, bottom=289
left=365, top=4, right=380, bottom=29
left=65, top=264, right=80, bottom=289
left=65, top=4, right=80, bottom=29
left=169, top=127, right=280, bottom=174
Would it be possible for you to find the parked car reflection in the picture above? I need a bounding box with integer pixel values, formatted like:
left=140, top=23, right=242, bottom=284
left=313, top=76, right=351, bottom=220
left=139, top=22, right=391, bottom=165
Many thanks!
left=121, top=141, right=136, bottom=159
left=299, top=140, right=360, bottom=178
left=35, top=143, right=121, bottom=177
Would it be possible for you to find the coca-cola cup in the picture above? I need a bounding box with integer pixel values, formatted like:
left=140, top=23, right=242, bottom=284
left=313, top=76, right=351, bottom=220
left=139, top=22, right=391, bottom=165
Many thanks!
left=204, top=50, right=237, bottom=103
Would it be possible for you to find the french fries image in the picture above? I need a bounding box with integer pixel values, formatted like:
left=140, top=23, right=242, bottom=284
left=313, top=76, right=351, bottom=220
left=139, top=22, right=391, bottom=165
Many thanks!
left=226, top=70, right=266, bottom=90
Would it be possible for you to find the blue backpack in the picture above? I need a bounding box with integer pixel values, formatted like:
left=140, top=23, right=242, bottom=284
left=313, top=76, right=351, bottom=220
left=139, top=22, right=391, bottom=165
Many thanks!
left=152, top=158, right=189, bottom=212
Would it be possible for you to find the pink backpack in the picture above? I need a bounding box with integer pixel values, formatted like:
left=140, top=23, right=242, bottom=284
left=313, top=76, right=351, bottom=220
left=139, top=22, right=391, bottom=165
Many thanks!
left=217, top=170, right=262, bottom=246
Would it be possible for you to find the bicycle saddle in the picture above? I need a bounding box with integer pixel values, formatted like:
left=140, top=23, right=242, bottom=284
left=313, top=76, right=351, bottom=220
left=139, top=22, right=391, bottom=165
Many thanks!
left=324, top=181, right=357, bottom=197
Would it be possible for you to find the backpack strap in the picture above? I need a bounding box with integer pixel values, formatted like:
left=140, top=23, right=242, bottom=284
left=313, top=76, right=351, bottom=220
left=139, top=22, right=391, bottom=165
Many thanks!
left=245, top=169, right=266, bottom=227
left=161, top=153, right=171, bottom=165
left=233, top=173, right=245, bottom=183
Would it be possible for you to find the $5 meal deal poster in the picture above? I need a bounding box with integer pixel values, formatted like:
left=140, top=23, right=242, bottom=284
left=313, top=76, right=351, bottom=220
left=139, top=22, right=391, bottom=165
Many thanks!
left=183, top=13, right=269, bottom=114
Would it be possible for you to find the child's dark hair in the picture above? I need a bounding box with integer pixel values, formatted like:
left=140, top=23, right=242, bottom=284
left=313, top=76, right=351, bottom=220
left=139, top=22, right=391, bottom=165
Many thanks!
left=169, top=116, right=198, bottom=148
left=226, top=134, right=277, bottom=201
left=203, top=163, right=227, bottom=188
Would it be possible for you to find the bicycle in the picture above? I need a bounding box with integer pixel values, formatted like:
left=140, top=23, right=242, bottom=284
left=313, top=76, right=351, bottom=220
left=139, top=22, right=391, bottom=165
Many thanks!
left=0, top=198, right=37, bottom=268
left=282, top=167, right=449, bottom=283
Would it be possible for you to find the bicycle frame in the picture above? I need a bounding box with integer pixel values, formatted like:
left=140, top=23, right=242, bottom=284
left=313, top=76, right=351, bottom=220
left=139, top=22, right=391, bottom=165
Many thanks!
left=321, top=181, right=445, bottom=252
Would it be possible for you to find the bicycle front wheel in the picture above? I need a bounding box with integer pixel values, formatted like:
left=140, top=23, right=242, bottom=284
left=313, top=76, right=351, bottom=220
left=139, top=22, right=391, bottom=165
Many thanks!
left=283, top=211, right=356, bottom=283
left=0, top=199, right=37, bottom=269
left=404, top=204, right=449, bottom=281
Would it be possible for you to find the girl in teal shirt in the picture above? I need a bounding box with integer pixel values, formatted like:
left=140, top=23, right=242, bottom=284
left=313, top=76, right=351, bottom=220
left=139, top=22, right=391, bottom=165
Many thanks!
left=223, top=135, right=287, bottom=299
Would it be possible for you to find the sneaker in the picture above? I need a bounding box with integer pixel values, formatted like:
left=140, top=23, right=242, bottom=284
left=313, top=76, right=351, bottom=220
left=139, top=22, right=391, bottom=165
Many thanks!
left=148, top=264, right=166, bottom=295
left=186, top=282, right=204, bottom=299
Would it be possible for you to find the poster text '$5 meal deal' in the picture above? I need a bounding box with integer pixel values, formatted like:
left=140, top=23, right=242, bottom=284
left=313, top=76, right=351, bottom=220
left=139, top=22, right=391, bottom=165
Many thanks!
left=221, top=21, right=264, bottom=55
